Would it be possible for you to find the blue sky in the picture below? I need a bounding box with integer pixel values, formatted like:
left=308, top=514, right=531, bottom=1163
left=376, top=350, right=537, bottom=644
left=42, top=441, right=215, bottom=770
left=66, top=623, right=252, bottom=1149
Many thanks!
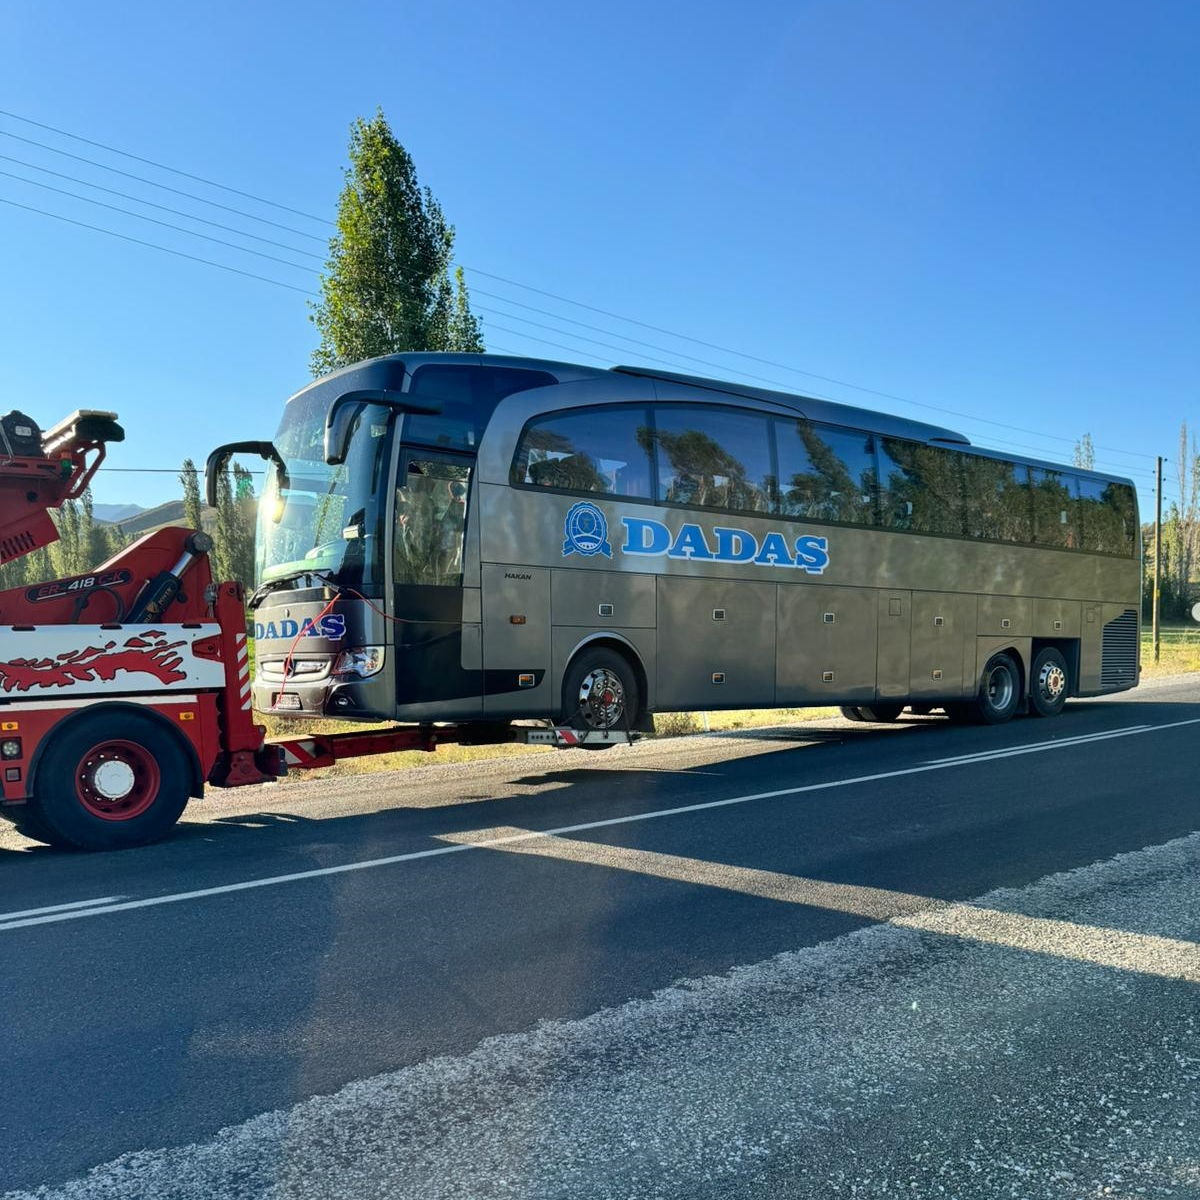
left=1, top=0, right=1196, bottom=519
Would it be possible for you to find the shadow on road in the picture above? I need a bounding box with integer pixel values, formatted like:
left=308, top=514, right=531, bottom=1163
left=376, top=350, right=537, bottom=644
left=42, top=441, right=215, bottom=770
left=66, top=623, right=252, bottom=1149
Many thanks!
left=1, top=696, right=1196, bottom=899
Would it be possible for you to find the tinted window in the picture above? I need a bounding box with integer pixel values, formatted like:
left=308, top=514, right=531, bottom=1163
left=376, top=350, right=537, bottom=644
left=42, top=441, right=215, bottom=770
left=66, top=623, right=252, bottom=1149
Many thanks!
left=877, top=438, right=964, bottom=534
left=1029, top=468, right=1079, bottom=548
left=778, top=421, right=876, bottom=525
left=407, top=365, right=555, bottom=450
left=651, top=406, right=773, bottom=513
left=1075, top=475, right=1137, bottom=555
left=394, top=459, right=471, bottom=586
left=513, top=406, right=653, bottom=498
left=962, top=455, right=1031, bottom=542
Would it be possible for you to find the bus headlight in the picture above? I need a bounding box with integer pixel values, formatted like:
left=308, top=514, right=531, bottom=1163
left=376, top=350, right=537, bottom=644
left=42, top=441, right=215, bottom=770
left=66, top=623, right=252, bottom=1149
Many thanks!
left=332, top=646, right=385, bottom=678
left=1, top=738, right=22, bottom=759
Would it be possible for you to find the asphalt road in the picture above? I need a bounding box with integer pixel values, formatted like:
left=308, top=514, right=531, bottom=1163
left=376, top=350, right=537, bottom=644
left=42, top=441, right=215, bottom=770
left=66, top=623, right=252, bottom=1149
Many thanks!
left=2, top=676, right=1198, bottom=1199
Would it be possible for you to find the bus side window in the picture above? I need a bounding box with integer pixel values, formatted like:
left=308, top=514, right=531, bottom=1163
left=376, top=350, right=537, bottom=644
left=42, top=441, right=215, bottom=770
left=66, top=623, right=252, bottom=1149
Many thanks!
left=1075, top=475, right=1135, bottom=555
left=778, top=421, right=876, bottom=526
left=962, top=455, right=1032, bottom=543
left=1029, top=467, right=1078, bottom=548
left=650, top=405, right=773, bottom=514
left=513, top=406, right=653, bottom=498
left=877, top=438, right=964, bottom=534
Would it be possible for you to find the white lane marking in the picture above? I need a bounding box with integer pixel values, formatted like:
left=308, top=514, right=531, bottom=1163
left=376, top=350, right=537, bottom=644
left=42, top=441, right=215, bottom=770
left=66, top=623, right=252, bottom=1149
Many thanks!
left=924, top=724, right=1155, bottom=765
left=0, top=895, right=126, bottom=921
left=2, top=715, right=1198, bottom=936
left=442, top=829, right=1200, bottom=983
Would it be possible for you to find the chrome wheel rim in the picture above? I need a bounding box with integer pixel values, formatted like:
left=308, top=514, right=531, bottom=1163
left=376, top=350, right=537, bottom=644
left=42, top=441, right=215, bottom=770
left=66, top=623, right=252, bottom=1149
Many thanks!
left=1039, top=661, right=1066, bottom=702
left=578, top=668, right=626, bottom=728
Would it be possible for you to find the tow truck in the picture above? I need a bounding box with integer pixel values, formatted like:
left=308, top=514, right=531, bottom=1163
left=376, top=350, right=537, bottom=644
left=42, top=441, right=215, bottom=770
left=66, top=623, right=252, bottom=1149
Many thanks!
left=0, top=408, right=633, bottom=851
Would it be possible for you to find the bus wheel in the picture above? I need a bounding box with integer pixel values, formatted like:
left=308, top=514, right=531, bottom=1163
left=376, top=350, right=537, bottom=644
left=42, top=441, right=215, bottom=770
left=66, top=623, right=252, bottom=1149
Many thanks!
left=563, top=648, right=641, bottom=735
left=1030, top=647, right=1069, bottom=718
left=839, top=706, right=866, bottom=722
left=30, top=711, right=192, bottom=851
left=974, top=654, right=1021, bottom=725
left=858, top=703, right=904, bottom=723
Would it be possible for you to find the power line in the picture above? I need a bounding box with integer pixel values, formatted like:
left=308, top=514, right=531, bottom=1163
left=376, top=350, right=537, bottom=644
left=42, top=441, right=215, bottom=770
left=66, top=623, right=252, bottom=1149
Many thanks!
left=461, top=267, right=1158, bottom=463
left=0, top=169, right=318, bottom=272
left=0, top=188, right=1161, bottom=480
left=1, top=112, right=1168, bottom=472
left=0, top=129, right=328, bottom=244
left=472, top=286, right=804, bottom=392
left=0, top=196, right=319, bottom=296
left=0, top=108, right=331, bottom=225
left=3, top=188, right=1154, bottom=479
left=0, top=153, right=326, bottom=259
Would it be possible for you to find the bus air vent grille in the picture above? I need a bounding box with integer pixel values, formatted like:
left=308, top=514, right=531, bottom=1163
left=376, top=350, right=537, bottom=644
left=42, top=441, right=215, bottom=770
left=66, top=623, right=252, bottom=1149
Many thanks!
left=1100, top=609, right=1138, bottom=688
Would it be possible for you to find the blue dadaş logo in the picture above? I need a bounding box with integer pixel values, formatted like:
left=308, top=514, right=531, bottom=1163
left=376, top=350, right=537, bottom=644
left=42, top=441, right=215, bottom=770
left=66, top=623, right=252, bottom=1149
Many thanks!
left=254, top=613, right=347, bottom=641
left=560, top=504, right=831, bottom=575
left=563, top=501, right=613, bottom=558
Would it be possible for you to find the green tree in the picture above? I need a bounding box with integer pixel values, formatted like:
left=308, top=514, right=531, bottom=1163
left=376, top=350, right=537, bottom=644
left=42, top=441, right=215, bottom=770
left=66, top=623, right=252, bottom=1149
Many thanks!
left=180, top=458, right=203, bottom=532
left=1073, top=433, right=1096, bottom=470
left=210, top=462, right=257, bottom=589
left=309, top=110, right=484, bottom=376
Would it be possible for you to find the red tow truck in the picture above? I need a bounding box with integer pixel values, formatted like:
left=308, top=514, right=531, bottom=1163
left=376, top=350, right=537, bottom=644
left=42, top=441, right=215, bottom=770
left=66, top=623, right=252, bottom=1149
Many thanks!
left=0, top=409, right=629, bottom=851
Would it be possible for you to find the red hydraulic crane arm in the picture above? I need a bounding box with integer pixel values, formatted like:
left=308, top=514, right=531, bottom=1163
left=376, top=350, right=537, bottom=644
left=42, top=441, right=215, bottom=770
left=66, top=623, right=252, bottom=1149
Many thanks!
left=0, top=409, right=124, bottom=565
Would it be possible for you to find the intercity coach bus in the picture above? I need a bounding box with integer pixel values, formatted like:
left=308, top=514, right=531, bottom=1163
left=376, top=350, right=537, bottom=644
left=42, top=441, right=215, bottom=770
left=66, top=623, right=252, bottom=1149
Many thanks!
left=211, top=353, right=1140, bottom=735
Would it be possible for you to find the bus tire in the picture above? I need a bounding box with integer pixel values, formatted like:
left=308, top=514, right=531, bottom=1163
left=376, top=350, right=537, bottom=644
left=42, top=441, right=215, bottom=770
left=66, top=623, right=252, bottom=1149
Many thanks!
left=30, top=710, right=192, bottom=851
left=857, top=703, right=904, bottom=723
left=1030, top=647, right=1070, bottom=718
left=562, top=647, right=641, bottom=738
left=909, top=703, right=935, bottom=716
left=974, top=653, right=1021, bottom=725
left=839, top=706, right=866, bottom=722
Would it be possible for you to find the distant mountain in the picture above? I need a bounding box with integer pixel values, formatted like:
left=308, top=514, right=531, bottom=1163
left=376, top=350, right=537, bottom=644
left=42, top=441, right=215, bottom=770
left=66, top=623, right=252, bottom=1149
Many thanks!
left=95, top=500, right=224, bottom=537
left=93, top=503, right=146, bottom=524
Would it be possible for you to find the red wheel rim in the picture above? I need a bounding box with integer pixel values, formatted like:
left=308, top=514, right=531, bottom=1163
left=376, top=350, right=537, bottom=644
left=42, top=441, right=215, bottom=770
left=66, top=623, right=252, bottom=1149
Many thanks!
left=74, top=740, right=161, bottom=821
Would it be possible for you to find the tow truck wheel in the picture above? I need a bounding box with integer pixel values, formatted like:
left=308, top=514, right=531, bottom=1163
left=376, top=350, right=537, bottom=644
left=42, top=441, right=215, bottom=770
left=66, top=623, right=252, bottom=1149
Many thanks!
left=562, top=647, right=641, bottom=741
left=6, top=806, right=72, bottom=848
left=29, top=710, right=192, bottom=851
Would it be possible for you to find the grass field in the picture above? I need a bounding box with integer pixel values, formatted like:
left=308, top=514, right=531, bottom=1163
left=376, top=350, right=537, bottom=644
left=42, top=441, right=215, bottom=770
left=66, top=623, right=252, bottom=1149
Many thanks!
left=1141, top=623, right=1200, bottom=676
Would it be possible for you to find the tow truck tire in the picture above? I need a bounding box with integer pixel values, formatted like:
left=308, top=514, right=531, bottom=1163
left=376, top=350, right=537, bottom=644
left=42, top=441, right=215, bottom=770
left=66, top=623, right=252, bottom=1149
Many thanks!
left=562, top=648, right=641, bottom=741
left=29, top=710, right=192, bottom=851
left=6, top=806, right=72, bottom=848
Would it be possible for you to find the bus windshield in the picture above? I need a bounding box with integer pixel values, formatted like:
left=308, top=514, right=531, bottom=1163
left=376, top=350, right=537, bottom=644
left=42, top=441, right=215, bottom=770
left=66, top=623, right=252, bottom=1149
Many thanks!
left=256, top=395, right=391, bottom=590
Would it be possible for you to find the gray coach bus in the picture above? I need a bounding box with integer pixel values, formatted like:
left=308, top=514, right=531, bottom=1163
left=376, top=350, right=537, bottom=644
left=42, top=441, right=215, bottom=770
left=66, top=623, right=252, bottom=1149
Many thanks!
left=221, top=353, right=1140, bottom=734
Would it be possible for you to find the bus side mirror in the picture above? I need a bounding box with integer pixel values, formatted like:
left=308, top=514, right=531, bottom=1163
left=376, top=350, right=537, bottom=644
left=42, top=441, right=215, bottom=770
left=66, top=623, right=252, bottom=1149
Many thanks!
left=205, top=441, right=288, bottom=508
left=324, top=390, right=443, bottom=465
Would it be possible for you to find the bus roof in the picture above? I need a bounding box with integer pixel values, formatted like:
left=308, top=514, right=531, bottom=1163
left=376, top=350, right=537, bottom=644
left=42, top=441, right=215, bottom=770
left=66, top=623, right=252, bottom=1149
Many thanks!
left=288, top=353, right=1134, bottom=487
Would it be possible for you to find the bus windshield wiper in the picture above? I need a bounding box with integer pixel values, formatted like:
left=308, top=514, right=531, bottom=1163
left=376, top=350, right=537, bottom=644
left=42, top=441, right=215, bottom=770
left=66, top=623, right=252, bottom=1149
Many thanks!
left=248, top=570, right=335, bottom=610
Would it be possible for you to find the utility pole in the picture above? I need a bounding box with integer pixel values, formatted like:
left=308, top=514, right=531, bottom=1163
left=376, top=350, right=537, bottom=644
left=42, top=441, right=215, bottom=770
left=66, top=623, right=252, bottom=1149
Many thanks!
left=1153, top=456, right=1162, bottom=663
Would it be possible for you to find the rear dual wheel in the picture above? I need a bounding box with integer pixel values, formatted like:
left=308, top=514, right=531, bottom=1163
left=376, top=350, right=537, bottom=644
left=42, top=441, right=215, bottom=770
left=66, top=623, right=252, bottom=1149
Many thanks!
left=1029, top=647, right=1070, bottom=718
left=25, top=710, right=192, bottom=851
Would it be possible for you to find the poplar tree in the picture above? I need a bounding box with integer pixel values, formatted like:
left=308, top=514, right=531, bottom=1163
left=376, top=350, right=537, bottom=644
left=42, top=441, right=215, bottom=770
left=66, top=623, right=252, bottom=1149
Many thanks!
left=309, top=110, right=484, bottom=375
